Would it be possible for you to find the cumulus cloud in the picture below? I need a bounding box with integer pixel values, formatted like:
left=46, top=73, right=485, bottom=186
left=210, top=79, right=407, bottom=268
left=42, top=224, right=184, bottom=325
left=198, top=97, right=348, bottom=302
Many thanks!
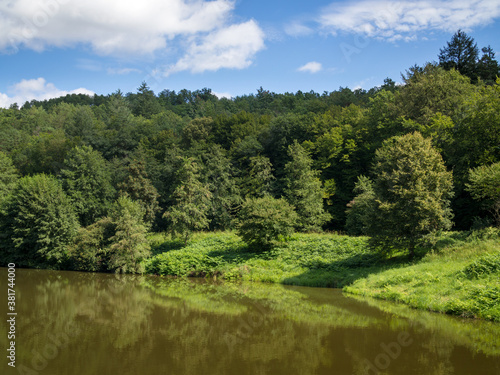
left=0, top=78, right=94, bottom=108
left=0, top=0, right=234, bottom=54
left=319, top=0, right=500, bottom=41
left=165, top=20, right=265, bottom=75
left=0, top=0, right=265, bottom=73
left=297, top=61, right=323, bottom=73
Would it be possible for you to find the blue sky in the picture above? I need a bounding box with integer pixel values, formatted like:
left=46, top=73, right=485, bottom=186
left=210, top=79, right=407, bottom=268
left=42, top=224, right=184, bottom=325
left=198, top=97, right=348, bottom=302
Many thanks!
left=1, top=0, right=500, bottom=107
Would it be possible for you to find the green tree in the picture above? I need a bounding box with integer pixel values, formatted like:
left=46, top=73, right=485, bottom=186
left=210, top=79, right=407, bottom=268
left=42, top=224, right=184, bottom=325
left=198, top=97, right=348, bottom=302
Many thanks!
left=477, top=46, right=500, bottom=85
left=241, top=155, right=275, bottom=198
left=107, top=196, right=151, bottom=273
left=0, top=174, right=79, bottom=267
left=237, top=196, right=298, bottom=251
left=345, top=176, right=375, bottom=236
left=283, top=141, right=331, bottom=231
left=367, top=132, right=454, bottom=257
left=0, top=152, right=19, bottom=200
left=466, top=162, right=500, bottom=227
left=200, top=145, right=241, bottom=230
left=68, top=217, right=114, bottom=272
left=61, top=145, right=115, bottom=226
left=163, top=157, right=212, bottom=244
left=130, top=82, right=162, bottom=119
left=439, top=30, right=479, bottom=81
left=117, top=159, right=160, bottom=227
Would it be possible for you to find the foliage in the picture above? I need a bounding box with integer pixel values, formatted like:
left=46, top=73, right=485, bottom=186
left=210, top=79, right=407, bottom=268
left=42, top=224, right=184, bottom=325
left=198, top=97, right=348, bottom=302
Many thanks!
left=0, top=151, right=19, bottom=200
left=117, top=159, right=160, bottom=227
left=241, top=155, right=275, bottom=198
left=439, top=29, right=479, bottom=81
left=283, top=141, right=331, bottom=231
left=237, top=196, right=298, bottom=250
left=466, top=161, right=500, bottom=226
left=0, top=174, right=79, bottom=268
left=199, top=144, right=241, bottom=230
left=345, top=175, right=375, bottom=235
left=68, top=217, right=114, bottom=272
left=163, top=157, right=212, bottom=244
left=367, top=132, right=454, bottom=257
left=107, top=196, right=151, bottom=273
left=61, top=145, right=115, bottom=226
left=345, top=229, right=500, bottom=322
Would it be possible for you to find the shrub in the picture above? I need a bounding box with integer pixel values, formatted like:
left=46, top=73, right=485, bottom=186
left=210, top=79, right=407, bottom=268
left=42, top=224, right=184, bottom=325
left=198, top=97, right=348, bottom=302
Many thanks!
left=237, top=196, right=298, bottom=250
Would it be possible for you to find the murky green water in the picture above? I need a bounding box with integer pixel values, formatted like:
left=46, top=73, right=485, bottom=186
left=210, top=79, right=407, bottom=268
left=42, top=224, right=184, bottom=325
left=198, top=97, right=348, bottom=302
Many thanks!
left=1, top=268, right=499, bottom=375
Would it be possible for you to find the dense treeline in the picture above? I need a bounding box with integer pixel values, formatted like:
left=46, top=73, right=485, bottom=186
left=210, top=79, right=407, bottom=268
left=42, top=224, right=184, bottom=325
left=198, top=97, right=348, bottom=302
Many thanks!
left=0, top=31, right=499, bottom=270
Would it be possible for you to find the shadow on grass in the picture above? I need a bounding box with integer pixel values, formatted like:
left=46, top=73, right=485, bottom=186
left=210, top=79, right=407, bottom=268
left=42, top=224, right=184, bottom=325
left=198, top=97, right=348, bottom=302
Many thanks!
left=206, top=244, right=271, bottom=264
left=282, top=251, right=416, bottom=289
left=150, top=239, right=185, bottom=256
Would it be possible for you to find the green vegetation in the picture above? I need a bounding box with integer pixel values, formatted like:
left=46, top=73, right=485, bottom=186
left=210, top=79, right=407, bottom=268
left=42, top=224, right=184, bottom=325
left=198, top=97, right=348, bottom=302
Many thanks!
left=366, top=132, right=454, bottom=257
left=0, top=30, right=499, bottom=322
left=237, top=196, right=298, bottom=250
left=144, top=229, right=500, bottom=322
left=0, top=174, right=79, bottom=268
left=345, top=229, right=500, bottom=322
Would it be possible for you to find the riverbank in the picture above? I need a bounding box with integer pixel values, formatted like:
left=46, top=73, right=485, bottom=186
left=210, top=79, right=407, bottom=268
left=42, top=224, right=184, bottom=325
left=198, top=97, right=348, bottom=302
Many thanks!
left=144, top=229, right=500, bottom=322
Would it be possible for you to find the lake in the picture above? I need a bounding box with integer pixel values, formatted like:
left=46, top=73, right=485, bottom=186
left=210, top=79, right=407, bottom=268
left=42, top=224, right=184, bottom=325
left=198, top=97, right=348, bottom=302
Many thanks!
left=1, top=268, right=499, bottom=374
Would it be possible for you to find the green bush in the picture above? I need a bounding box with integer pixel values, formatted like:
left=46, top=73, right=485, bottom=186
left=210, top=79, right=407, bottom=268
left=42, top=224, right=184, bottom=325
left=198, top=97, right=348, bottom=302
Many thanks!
left=237, top=196, right=298, bottom=250
left=462, top=252, right=500, bottom=279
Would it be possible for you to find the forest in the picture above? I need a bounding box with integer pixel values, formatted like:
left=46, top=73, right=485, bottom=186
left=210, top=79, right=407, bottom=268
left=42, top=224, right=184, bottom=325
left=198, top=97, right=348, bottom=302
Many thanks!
left=0, top=30, right=499, bottom=273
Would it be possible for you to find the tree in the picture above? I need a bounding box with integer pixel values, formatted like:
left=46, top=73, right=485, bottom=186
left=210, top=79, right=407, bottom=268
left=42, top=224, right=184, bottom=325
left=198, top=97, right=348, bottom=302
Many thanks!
left=61, top=145, right=115, bottom=226
left=117, top=159, right=160, bottom=227
left=200, top=144, right=241, bottom=230
left=0, top=152, right=19, bottom=200
left=68, top=217, right=114, bottom=272
left=0, top=174, right=79, bottom=267
left=283, top=141, right=331, bottom=231
left=241, top=155, right=275, bottom=198
left=107, top=196, right=151, bottom=273
left=367, top=132, right=454, bottom=257
left=130, top=82, right=162, bottom=119
left=345, top=176, right=375, bottom=236
left=237, top=196, right=298, bottom=251
left=163, top=157, right=212, bottom=244
left=466, top=162, right=500, bottom=227
left=477, top=46, right=500, bottom=85
left=439, top=30, right=479, bottom=81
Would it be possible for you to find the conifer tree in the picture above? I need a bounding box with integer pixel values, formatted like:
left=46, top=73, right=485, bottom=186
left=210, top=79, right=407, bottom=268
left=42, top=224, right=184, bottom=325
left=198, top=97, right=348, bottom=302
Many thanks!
left=283, top=141, right=331, bottom=231
left=61, top=145, right=115, bottom=226
left=118, top=159, right=160, bottom=227
left=163, top=157, right=212, bottom=244
left=108, top=196, right=151, bottom=273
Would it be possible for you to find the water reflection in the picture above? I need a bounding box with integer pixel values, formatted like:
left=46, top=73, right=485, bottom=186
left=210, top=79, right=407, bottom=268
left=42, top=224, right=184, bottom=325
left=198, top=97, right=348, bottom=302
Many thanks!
left=1, top=268, right=499, bottom=375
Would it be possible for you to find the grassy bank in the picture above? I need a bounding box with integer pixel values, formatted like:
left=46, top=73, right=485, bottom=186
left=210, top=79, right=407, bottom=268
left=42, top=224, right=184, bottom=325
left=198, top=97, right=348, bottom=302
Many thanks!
left=144, top=229, right=500, bottom=321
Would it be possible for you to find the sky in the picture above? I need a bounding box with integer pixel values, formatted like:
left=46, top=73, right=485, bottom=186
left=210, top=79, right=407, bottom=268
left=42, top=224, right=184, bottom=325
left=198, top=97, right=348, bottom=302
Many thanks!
left=1, top=0, right=500, bottom=107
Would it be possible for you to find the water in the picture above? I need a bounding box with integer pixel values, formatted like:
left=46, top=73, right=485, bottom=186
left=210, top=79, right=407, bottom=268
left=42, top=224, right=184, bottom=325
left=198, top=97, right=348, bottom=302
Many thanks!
left=1, top=268, right=499, bottom=375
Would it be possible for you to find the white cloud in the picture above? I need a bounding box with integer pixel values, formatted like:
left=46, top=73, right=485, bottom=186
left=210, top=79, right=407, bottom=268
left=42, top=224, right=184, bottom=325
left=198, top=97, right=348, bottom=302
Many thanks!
left=212, top=91, right=233, bottom=99
left=0, top=0, right=265, bottom=74
left=285, top=21, right=314, bottom=37
left=0, top=78, right=94, bottom=108
left=165, top=20, right=265, bottom=75
left=0, top=0, right=235, bottom=55
left=297, top=61, right=323, bottom=73
left=319, top=0, right=500, bottom=41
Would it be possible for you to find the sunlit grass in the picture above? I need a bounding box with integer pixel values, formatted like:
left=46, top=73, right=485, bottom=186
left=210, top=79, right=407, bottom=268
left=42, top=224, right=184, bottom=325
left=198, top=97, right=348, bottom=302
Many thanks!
left=144, top=228, right=500, bottom=321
